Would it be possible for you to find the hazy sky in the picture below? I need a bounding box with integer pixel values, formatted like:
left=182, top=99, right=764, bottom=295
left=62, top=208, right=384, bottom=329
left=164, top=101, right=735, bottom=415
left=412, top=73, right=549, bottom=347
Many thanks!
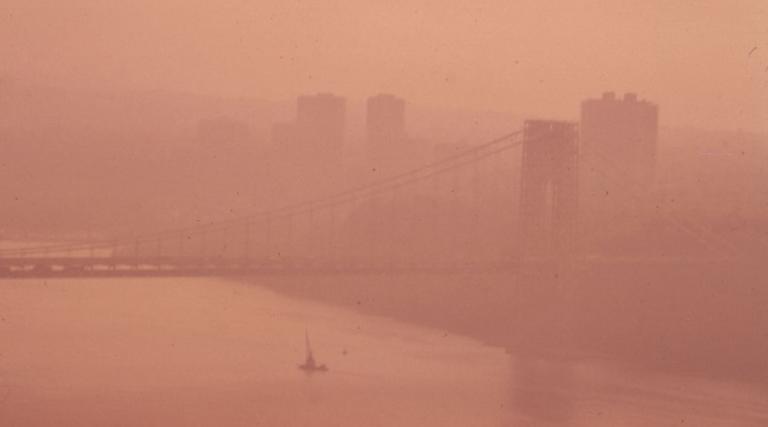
left=2, top=1, right=767, bottom=131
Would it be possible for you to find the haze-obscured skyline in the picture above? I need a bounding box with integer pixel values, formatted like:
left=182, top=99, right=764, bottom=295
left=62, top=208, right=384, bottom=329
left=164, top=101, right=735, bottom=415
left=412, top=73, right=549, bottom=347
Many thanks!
left=2, top=0, right=766, bottom=131
left=4, top=4, right=768, bottom=426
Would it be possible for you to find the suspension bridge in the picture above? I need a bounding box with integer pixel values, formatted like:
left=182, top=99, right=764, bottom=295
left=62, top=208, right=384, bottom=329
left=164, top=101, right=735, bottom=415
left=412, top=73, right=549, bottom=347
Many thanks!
left=0, top=120, right=754, bottom=278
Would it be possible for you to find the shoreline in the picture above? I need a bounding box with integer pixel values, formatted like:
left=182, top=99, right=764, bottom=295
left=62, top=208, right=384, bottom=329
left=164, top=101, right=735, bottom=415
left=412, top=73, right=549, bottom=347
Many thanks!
left=243, top=260, right=768, bottom=389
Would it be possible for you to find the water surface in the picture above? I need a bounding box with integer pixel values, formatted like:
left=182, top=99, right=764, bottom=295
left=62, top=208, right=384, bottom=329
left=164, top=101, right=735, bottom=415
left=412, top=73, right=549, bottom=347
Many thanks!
left=0, top=277, right=765, bottom=426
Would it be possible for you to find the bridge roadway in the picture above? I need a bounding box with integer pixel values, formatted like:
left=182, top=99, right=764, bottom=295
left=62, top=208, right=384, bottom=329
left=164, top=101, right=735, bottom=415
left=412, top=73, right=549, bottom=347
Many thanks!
left=0, top=256, right=525, bottom=279
left=0, top=254, right=737, bottom=279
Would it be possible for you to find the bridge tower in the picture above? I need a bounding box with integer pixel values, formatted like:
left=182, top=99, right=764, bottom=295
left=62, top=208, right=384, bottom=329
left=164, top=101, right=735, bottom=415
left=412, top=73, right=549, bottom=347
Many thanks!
left=519, top=120, right=579, bottom=257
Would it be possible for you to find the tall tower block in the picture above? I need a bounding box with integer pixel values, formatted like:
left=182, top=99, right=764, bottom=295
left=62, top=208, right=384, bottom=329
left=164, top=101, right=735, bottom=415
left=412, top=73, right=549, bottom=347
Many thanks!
left=366, top=94, right=406, bottom=146
left=296, top=93, right=346, bottom=158
left=366, top=94, right=407, bottom=168
left=580, top=92, right=658, bottom=220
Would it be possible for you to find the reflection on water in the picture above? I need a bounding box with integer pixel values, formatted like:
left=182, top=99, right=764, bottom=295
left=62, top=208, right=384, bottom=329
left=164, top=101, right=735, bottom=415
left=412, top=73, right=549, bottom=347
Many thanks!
left=0, top=277, right=765, bottom=426
left=511, top=357, right=576, bottom=424
left=507, top=356, right=768, bottom=426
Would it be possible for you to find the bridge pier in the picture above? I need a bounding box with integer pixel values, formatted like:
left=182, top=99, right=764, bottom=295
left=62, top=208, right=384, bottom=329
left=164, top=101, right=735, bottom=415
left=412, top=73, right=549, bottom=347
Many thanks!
left=519, top=120, right=579, bottom=259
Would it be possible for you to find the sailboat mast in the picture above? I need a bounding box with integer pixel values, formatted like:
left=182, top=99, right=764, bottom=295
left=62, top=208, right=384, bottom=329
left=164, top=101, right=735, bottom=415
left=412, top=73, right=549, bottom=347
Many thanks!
left=305, top=330, right=314, bottom=359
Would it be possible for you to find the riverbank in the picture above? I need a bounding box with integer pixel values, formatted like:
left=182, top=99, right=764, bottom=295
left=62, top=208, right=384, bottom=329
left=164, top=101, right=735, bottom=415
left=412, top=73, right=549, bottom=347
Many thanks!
left=247, top=259, right=768, bottom=389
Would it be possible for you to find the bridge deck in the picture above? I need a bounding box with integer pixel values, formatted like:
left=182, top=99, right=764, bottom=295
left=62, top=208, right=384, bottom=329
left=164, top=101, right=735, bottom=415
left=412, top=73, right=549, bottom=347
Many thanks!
left=0, top=256, right=513, bottom=278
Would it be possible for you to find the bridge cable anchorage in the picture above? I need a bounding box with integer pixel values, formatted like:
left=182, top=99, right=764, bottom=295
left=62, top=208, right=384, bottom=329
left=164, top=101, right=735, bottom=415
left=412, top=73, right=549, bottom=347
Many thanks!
left=0, top=130, right=524, bottom=259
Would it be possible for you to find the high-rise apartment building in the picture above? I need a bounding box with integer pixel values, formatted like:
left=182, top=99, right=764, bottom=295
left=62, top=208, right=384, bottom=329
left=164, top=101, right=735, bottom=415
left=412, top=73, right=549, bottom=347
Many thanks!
left=580, top=92, right=658, bottom=218
left=366, top=94, right=406, bottom=147
left=296, top=93, right=346, bottom=157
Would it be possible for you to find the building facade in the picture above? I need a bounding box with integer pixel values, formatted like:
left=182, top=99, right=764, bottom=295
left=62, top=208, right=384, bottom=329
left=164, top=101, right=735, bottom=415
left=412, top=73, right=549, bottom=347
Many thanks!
left=366, top=94, right=408, bottom=170
left=366, top=94, right=406, bottom=147
left=579, top=92, right=658, bottom=220
left=296, top=93, right=346, bottom=158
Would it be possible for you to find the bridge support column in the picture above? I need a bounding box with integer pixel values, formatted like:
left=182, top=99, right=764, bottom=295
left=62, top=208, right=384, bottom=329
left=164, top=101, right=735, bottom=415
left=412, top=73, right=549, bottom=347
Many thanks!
left=519, top=120, right=579, bottom=258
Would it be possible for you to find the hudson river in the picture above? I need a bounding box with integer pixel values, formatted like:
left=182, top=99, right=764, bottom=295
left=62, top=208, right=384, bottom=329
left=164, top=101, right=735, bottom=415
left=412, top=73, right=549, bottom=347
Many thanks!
left=1, top=277, right=765, bottom=426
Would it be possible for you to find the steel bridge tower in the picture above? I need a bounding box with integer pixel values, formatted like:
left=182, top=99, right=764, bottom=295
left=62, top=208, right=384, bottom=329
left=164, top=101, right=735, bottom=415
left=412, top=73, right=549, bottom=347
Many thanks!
left=519, top=120, right=579, bottom=257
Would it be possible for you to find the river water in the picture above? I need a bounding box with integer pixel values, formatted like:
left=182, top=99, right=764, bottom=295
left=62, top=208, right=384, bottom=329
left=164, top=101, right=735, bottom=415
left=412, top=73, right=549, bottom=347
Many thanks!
left=0, top=277, right=765, bottom=426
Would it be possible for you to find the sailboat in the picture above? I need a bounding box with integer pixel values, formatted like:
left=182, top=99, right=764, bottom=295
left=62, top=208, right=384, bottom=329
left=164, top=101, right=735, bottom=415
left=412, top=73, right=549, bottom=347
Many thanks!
left=298, top=330, right=328, bottom=373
